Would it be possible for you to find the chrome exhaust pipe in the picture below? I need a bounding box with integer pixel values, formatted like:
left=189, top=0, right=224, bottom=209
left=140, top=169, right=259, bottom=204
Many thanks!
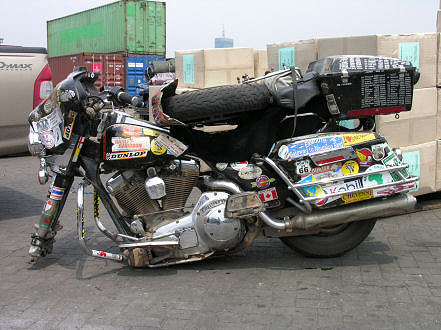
left=286, top=193, right=416, bottom=231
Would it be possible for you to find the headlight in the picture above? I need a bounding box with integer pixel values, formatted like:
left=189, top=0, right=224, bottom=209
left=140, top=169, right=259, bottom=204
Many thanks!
left=28, top=126, right=44, bottom=156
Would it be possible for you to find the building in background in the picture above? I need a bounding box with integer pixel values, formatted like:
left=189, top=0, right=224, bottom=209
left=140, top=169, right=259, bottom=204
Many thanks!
left=215, top=26, right=233, bottom=48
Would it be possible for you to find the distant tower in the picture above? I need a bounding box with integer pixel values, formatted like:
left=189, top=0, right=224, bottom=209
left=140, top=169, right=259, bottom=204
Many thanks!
left=215, top=25, right=233, bottom=48
left=0, top=38, right=4, bottom=45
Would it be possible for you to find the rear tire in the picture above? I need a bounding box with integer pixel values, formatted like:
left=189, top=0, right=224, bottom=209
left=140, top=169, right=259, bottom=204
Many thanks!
left=280, top=219, right=377, bottom=258
left=162, top=84, right=272, bottom=123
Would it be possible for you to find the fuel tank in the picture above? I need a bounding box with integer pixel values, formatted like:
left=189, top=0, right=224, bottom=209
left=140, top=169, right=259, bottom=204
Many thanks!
left=102, top=117, right=188, bottom=169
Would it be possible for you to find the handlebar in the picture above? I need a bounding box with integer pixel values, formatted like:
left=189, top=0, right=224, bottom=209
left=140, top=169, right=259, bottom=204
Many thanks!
left=107, top=86, right=144, bottom=107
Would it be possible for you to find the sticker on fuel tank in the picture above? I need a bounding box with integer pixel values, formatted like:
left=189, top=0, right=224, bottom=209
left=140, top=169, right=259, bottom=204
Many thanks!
left=342, top=133, right=376, bottom=146
left=238, top=165, right=262, bottom=180
left=150, top=138, right=167, bottom=155
left=111, top=137, right=150, bottom=152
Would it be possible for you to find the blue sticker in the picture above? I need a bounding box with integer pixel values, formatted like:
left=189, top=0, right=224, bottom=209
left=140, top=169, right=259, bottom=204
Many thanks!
left=278, top=47, right=295, bottom=70
left=287, top=136, right=345, bottom=159
left=298, top=175, right=323, bottom=197
left=183, top=54, right=195, bottom=84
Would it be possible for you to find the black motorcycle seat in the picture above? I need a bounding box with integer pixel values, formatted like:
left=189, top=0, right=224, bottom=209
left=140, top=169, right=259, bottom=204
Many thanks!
left=273, top=71, right=321, bottom=110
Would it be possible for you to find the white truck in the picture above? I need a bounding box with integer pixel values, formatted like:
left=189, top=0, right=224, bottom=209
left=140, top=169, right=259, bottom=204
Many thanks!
left=0, top=46, right=52, bottom=155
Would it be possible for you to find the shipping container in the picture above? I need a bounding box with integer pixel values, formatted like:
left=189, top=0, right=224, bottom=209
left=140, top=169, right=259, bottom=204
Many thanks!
left=48, top=53, right=126, bottom=90
left=215, top=38, right=234, bottom=48
left=126, top=54, right=165, bottom=95
left=47, top=0, right=166, bottom=58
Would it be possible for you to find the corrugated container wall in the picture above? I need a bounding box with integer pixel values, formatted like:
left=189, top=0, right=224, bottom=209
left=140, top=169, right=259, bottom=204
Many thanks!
left=126, top=55, right=165, bottom=95
left=47, top=0, right=166, bottom=58
left=48, top=53, right=126, bottom=90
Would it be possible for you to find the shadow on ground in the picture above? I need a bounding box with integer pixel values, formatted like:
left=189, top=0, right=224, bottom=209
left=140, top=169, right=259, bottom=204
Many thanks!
left=0, top=186, right=45, bottom=220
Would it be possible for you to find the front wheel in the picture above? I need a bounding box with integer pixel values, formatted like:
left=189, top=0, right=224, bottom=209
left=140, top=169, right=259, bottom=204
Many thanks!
left=280, top=219, right=377, bottom=258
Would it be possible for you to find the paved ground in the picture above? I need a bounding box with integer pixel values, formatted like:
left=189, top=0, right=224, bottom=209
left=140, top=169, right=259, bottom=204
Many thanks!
left=1, top=155, right=441, bottom=329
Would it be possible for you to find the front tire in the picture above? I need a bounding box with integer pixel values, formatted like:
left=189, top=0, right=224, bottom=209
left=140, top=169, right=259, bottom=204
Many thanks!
left=280, top=219, right=377, bottom=258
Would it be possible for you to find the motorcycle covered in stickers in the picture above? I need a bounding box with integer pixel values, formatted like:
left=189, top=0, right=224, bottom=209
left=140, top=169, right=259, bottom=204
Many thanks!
left=27, top=55, right=420, bottom=267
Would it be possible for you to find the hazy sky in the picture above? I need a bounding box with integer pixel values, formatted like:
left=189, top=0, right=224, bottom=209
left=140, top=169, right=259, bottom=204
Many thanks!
left=2, top=0, right=439, bottom=57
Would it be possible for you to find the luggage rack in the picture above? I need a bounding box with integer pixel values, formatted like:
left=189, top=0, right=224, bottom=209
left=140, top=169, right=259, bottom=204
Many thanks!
left=263, top=157, right=419, bottom=211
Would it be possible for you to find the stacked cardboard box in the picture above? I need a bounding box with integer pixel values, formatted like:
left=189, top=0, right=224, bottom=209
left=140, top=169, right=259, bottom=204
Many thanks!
left=254, top=50, right=268, bottom=78
left=267, top=33, right=439, bottom=196
left=175, top=48, right=255, bottom=88
left=266, top=39, right=317, bottom=74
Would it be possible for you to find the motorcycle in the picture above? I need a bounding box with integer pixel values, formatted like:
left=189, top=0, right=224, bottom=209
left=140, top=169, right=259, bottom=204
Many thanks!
left=27, top=55, right=420, bottom=267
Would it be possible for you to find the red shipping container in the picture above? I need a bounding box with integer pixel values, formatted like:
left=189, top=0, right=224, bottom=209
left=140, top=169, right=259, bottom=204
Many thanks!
left=48, top=53, right=126, bottom=90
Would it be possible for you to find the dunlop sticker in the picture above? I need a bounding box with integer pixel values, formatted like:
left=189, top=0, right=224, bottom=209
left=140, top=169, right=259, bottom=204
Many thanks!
left=342, top=133, right=376, bottom=146
left=106, top=150, right=148, bottom=161
left=342, top=190, right=374, bottom=204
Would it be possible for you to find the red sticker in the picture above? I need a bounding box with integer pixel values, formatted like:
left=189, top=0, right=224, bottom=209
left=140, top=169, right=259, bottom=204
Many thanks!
left=259, top=187, right=278, bottom=202
left=356, top=148, right=373, bottom=166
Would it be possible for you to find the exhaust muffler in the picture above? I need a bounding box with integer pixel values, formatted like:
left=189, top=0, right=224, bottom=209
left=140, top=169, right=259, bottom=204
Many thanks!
left=260, top=193, right=416, bottom=231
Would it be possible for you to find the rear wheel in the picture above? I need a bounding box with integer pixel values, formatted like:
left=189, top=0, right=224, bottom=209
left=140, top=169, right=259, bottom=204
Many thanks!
left=280, top=219, right=377, bottom=258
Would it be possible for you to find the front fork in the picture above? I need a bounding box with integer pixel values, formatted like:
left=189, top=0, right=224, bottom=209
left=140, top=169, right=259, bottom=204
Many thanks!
left=29, top=173, right=74, bottom=260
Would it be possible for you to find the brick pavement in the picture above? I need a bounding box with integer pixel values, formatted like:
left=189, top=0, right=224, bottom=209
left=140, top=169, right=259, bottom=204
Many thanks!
left=0, top=155, right=440, bottom=329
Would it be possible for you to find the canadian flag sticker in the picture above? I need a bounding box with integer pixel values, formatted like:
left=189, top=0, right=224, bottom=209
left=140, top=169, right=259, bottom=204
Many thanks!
left=259, top=187, right=278, bottom=202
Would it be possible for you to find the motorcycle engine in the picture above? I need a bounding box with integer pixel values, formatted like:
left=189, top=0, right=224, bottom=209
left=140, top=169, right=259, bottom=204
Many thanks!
left=106, top=160, right=199, bottom=227
left=105, top=160, right=246, bottom=259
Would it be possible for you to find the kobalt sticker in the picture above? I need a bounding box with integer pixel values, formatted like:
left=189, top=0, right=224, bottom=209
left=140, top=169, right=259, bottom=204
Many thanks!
left=287, top=136, right=345, bottom=159
left=362, top=164, right=393, bottom=188
left=106, top=150, right=148, bottom=160
left=230, top=162, right=248, bottom=171
left=322, top=179, right=363, bottom=195
left=342, top=160, right=359, bottom=176
left=239, top=165, right=262, bottom=180
left=259, top=187, right=278, bottom=202
left=278, top=145, right=289, bottom=160
left=150, top=138, right=167, bottom=155
left=342, top=133, right=376, bottom=146
left=251, top=175, right=275, bottom=188
left=111, top=137, right=150, bottom=152
left=342, top=190, right=374, bottom=204
left=356, top=148, right=373, bottom=166
left=295, top=159, right=311, bottom=175
left=155, top=133, right=188, bottom=157
left=216, top=163, right=228, bottom=171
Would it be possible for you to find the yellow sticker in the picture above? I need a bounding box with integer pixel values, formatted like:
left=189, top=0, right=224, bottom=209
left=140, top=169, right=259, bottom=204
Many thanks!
left=151, top=138, right=167, bottom=155
left=143, top=128, right=160, bottom=137
left=342, top=160, right=359, bottom=176
left=342, top=133, right=376, bottom=146
left=342, top=190, right=373, bottom=204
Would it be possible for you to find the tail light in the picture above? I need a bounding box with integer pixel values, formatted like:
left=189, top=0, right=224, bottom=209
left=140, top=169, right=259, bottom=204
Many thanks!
left=33, top=64, right=53, bottom=108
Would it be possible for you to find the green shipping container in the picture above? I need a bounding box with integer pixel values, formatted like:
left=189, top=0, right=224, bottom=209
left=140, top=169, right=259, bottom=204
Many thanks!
left=47, top=0, right=166, bottom=58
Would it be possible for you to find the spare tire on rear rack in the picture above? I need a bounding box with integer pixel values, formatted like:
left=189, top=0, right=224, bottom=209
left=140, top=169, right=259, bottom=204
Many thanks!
left=161, top=83, right=272, bottom=124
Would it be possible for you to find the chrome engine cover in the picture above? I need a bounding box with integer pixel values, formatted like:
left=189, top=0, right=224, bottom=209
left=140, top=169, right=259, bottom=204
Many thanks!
left=151, top=192, right=246, bottom=257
